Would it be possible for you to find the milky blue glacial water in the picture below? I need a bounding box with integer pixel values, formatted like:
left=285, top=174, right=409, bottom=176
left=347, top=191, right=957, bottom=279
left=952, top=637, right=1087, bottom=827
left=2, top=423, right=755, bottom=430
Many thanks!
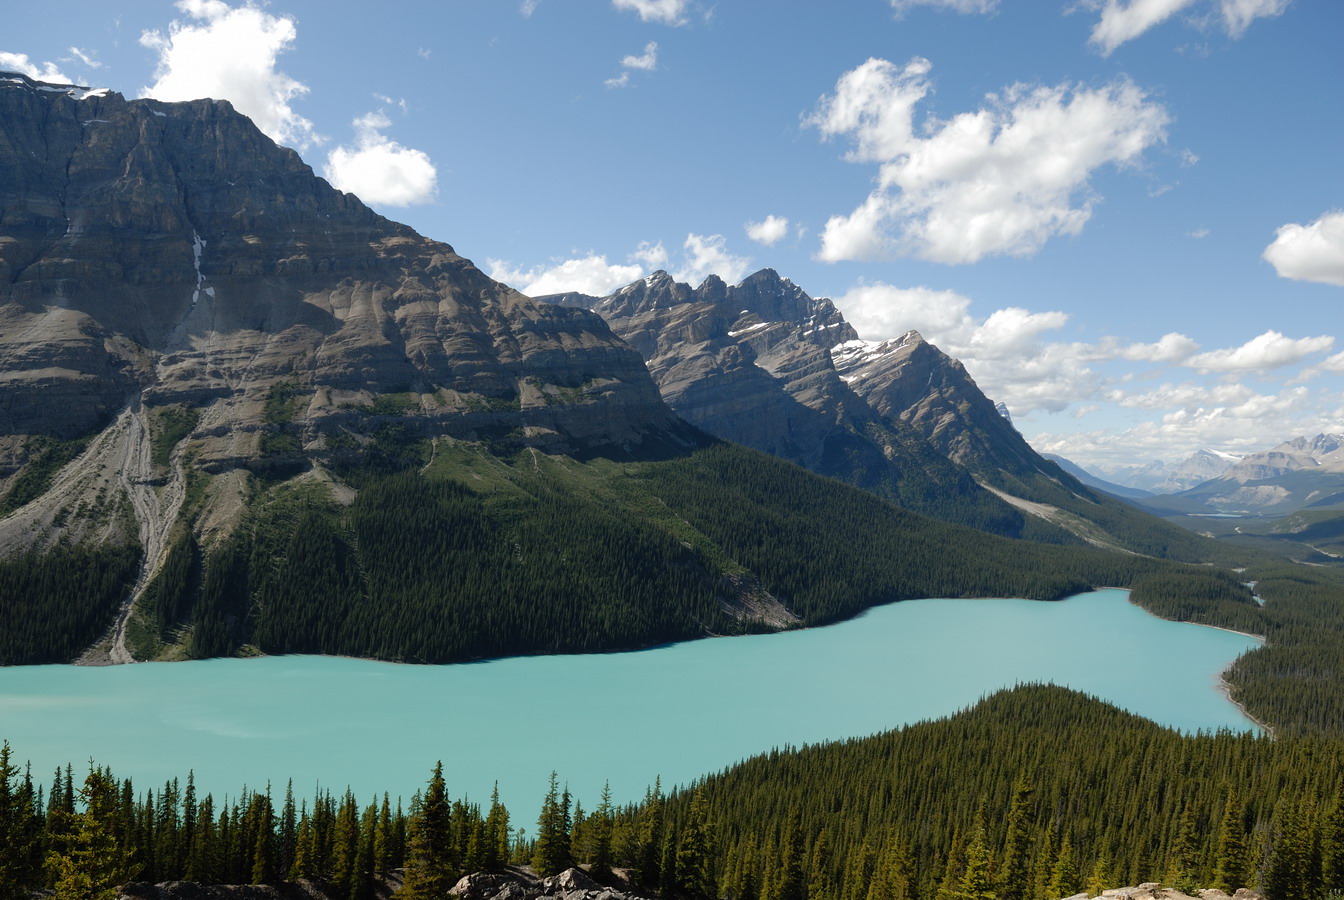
left=0, top=589, right=1259, bottom=817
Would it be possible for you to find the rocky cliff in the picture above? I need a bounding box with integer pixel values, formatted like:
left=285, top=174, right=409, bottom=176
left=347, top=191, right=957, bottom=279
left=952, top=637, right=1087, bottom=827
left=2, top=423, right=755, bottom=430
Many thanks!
left=0, top=71, right=691, bottom=566
left=545, top=270, right=1032, bottom=535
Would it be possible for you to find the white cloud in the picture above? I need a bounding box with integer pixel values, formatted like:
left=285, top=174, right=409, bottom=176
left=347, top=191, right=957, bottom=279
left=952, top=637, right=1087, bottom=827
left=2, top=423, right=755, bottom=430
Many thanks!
left=1083, top=0, right=1293, bottom=55
left=1220, top=0, right=1292, bottom=37
left=612, top=0, right=690, bottom=25
left=890, top=0, right=998, bottom=13
left=1188, top=227, right=1210, bottom=239
left=622, top=41, right=659, bottom=71
left=1034, top=385, right=1334, bottom=470
left=1263, top=210, right=1344, bottom=287
left=1179, top=148, right=1199, bottom=166
left=1087, top=0, right=1199, bottom=56
left=1117, top=332, right=1200, bottom=362
left=140, top=0, right=318, bottom=150
left=632, top=241, right=670, bottom=270
left=323, top=111, right=438, bottom=207
left=606, top=41, right=658, bottom=88
left=488, top=254, right=645, bottom=298
left=521, top=0, right=541, bottom=16
left=66, top=47, right=102, bottom=70
left=1188, top=330, right=1334, bottom=372
left=745, top=215, right=790, bottom=246
left=0, top=51, right=72, bottom=83
left=676, top=233, right=752, bottom=286
left=806, top=58, right=1169, bottom=264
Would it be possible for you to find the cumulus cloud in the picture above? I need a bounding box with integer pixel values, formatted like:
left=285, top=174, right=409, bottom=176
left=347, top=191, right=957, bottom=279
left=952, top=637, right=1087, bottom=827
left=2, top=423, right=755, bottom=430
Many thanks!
left=1263, top=210, right=1344, bottom=287
left=0, top=51, right=72, bottom=83
left=1034, top=384, right=1335, bottom=470
left=612, top=0, right=690, bottom=25
left=745, top=215, right=790, bottom=246
left=890, top=0, right=998, bottom=14
left=606, top=41, right=658, bottom=88
left=488, top=255, right=645, bottom=297
left=1188, top=330, right=1334, bottom=372
left=1117, top=332, right=1200, bottom=362
left=1083, top=0, right=1293, bottom=55
left=631, top=240, right=670, bottom=270
left=140, top=0, right=318, bottom=150
left=676, top=233, right=752, bottom=286
left=323, top=111, right=438, bottom=207
left=806, top=57, right=1169, bottom=264
left=834, top=282, right=1095, bottom=413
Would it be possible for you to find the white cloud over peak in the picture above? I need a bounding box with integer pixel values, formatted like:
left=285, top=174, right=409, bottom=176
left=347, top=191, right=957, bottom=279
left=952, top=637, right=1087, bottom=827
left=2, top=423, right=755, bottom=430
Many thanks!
left=890, top=0, right=998, bottom=14
left=0, top=51, right=72, bottom=83
left=806, top=58, right=1169, bottom=264
left=1188, top=330, right=1334, bottom=372
left=1117, top=332, right=1200, bottom=362
left=612, top=0, right=690, bottom=26
left=1083, top=0, right=1293, bottom=55
left=488, top=254, right=645, bottom=298
left=140, top=0, right=318, bottom=150
left=676, top=233, right=751, bottom=286
left=323, top=111, right=438, bottom=207
left=1263, top=210, right=1344, bottom=287
left=745, top=215, right=790, bottom=246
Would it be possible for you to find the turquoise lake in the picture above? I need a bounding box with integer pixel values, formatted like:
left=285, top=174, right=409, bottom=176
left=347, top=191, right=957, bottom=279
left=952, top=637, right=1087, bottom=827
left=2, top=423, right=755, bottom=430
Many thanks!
left=0, top=589, right=1260, bottom=819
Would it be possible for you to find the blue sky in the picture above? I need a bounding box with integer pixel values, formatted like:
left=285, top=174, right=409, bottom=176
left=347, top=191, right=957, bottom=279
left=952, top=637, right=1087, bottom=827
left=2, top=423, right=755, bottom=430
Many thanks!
left=5, top=0, right=1342, bottom=471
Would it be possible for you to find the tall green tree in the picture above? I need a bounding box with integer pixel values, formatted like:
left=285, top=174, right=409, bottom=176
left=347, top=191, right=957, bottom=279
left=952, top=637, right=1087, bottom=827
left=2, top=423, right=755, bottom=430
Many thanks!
left=47, top=768, right=140, bottom=900
left=402, top=762, right=455, bottom=898
left=532, top=772, right=573, bottom=877
left=0, top=742, right=41, bottom=899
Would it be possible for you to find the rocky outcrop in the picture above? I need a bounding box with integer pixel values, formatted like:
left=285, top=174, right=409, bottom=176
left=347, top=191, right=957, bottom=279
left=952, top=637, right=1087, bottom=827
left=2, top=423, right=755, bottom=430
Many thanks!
left=1058, top=885, right=1263, bottom=900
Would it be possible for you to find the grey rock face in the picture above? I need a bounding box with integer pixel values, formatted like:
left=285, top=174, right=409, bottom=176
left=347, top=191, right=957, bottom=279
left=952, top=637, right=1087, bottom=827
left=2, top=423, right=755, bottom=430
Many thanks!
left=544, top=270, right=1025, bottom=533
left=0, top=72, right=685, bottom=467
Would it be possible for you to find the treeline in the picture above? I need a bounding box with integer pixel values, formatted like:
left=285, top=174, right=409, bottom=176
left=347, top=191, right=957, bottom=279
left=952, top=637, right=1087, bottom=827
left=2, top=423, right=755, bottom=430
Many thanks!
left=148, top=442, right=1229, bottom=666
left=5, top=686, right=1344, bottom=899
left=0, top=540, right=140, bottom=665
left=645, top=684, right=1344, bottom=900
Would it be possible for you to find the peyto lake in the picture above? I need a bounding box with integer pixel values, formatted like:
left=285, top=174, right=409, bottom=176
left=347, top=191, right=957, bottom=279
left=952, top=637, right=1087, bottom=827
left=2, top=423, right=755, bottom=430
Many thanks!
left=0, top=589, right=1259, bottom=817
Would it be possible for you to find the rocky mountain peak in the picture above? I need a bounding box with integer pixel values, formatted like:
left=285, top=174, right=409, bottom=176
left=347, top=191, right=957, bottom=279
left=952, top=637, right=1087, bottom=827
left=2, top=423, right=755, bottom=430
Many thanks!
left=0, top=73, right=691, bottom=563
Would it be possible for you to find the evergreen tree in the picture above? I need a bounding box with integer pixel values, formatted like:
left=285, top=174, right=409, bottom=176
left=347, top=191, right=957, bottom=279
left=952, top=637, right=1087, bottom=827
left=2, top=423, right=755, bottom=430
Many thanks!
left=1211, top=791, right=1248, bottom=892
left=402, top=762, right=455, bottom=898
left=531, top=771, right=573, bottom=877
left=47, top=768, right=140, bottom=900
left=0, top=742, right=40, bottom=899
left=951, top=822, right=995, bottom=900
left=1047, top=834, right=1078, bottom=899
left=590, top=781, right=615, bottom=880
left=676, top=786, right=716, bottom=897
left=774, top=810, right=806, bottom=900
left=808, top=827, right=837, bottom=900
left=996, top=780, right=1033, bottom=900
left=1164, top=800, right=1199, bottom=892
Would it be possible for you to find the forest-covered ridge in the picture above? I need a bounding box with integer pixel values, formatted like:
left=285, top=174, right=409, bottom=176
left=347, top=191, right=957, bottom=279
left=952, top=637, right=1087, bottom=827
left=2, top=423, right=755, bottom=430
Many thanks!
left=3, top=685, right=1341, bottom=900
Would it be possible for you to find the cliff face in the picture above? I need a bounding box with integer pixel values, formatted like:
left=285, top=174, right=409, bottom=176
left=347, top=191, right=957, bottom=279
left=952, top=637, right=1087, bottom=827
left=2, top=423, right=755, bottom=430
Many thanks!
left=0, top=72, right=682, bottom=468
left=545, top=269, right=1023, bottom=533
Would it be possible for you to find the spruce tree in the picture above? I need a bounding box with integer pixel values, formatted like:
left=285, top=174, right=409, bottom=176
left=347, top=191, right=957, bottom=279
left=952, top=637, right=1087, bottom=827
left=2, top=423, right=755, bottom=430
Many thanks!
left=47, top=767, right=140, bottom=900
left=0, top=742, right=40, bottom=900
left=1211, top=791, right=1248, bottom=892
left=402, top=762, right=455, bottom=898
left=531, top=771, right=573, bottom=876
left=996, top=780, right=1033, bottom=900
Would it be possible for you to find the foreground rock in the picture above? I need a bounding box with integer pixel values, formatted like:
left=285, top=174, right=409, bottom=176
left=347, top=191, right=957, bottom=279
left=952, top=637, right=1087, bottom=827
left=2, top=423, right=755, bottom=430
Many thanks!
left=1058, top=885, right=1265, bottom=900
left=118, top=867, right=649, bottom=900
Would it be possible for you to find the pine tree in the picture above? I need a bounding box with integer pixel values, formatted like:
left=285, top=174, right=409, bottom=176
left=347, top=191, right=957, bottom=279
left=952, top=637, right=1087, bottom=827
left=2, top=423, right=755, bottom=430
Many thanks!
left=997, top=780, right=1033, bottom=900
left=952, top=822, right=995, bottom=900
left=1164, top=800, right=1199, bottom=892
left=676, top=786, right=717, bottom=897
left=1047, top=834, right=1078, bottom=899
left=1211, top=791, right=1248, bottom=892
left=775, top=810, right=806, bottom=900
left=808, top=827, right=837, bottom=900
left=590, top=781, right=615, bottom=880
left=0, top=742, right=40, bottom=900
left=47, top=767, right=140, bottom=900
left=1321, top=790, right=1344, bottom=895
left=402, top=762, right=455, bottom=898
left=531, top=771, right=573, bottom=877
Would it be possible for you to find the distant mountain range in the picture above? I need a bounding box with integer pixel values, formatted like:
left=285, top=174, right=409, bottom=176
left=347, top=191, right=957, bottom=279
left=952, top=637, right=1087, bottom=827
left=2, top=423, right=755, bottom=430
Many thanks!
left=1100, top=449, right=1243, bottom=494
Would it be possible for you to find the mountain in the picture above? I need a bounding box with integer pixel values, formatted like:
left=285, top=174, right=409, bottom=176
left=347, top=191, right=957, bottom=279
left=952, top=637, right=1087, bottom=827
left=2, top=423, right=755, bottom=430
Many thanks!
left=545, top=273, right=1220, bottom=559
left=1143, top=433, right=1344, bottom=517
left=1, top=72, right=1206, bottom=668
left=1104, top=448, right=1242, bottom=494
left=545, top=270, right=1035, bottom=537
left=1043, top=453, right=1155, bottom=501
